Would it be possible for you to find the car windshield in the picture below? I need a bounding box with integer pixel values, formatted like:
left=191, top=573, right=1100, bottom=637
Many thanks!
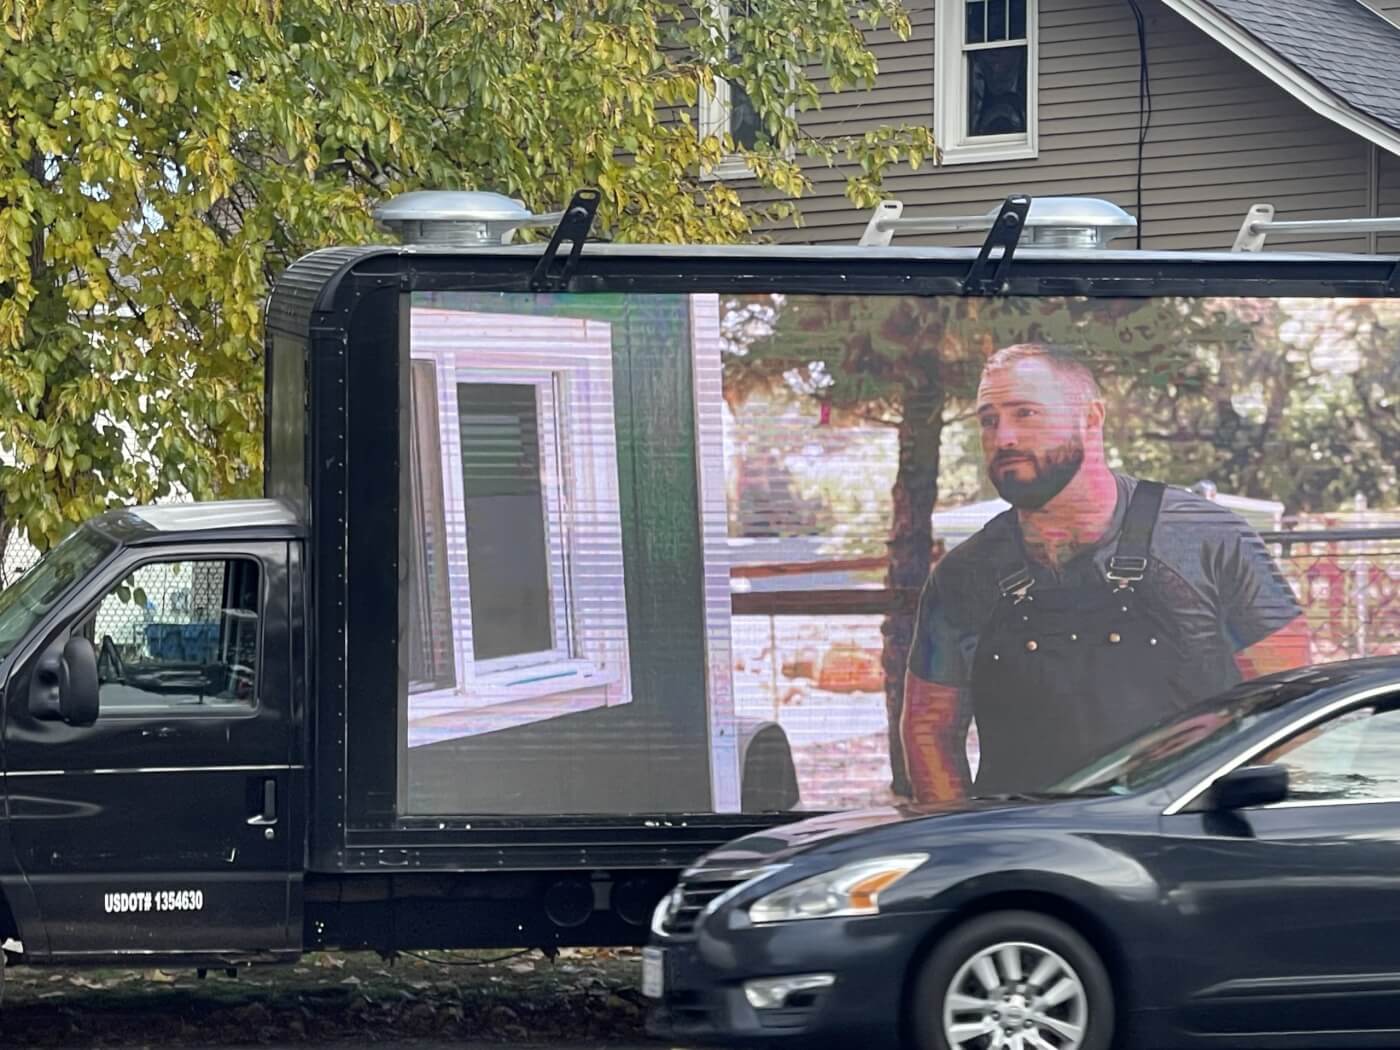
left=1048, top=676, right=1328, bottom=796
left=0, top=527, right=116, bottom=664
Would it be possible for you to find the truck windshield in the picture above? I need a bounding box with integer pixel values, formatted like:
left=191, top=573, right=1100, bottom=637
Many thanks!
left=0, top=528, right=116, bottom=664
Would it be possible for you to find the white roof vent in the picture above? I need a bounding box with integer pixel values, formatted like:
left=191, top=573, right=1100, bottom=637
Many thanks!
left=373, top=190, right=562, bottom=247
left=860, top=196, right=1137, bottom=249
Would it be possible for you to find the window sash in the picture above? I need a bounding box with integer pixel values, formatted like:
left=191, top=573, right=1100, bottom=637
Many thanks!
left=455, top=380, right=564, bottom=666
left=409, top=360, right=575, bottom=684
left=935, top=0, right=1038, bottom=163
left=408, top=361, right=456, bottom=692
left=964, top=44, right=1029, bottom=139
left=963, top=0, right=1027, bottom=45
left=962, top=38, right=1028, bottom=52
left=457, top=372, right=573, bottom=674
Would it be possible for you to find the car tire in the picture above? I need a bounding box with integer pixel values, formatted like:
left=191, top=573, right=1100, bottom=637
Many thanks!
left=910, top=910, right=1114, bottom=1050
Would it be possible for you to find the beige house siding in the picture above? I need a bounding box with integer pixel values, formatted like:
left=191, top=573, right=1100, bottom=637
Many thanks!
left=661, top=8, right=935, bottom=184
left=799, top=4, right=936, bottom=132
left=1379, top=149, right=1400, bottom=253
left=732, top=0, right=1384, bottom=252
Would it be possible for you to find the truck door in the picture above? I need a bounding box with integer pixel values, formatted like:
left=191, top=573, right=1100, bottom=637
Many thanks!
left=2, top=541, right=300, bottom=961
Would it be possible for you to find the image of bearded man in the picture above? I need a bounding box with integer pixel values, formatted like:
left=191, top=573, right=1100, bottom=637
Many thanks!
left=899, top=343, right=1311, bottom=801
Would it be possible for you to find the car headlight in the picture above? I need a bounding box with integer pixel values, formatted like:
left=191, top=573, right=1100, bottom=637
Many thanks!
left=651, top=865, right=788, bottom=937
left=650, top=886, right=684, bottom=937
left=748, top=853, right=928, bottom=925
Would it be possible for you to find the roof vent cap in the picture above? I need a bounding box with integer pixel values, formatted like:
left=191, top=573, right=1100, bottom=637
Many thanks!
left=373, top=190, right=562, bottom=246
left=1020, top=196, right=1137, bottom=249
left=859, top=195, right=1137, bottom=248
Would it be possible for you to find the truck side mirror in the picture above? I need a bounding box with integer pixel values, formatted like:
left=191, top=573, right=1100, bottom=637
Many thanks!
left=29, top=637, right=100, bottom=728
left=1207, top=763, right=1288, bottom=811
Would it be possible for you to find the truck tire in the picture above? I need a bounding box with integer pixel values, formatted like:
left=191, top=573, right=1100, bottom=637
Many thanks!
left=910, top=910, right=1114, bottom=1050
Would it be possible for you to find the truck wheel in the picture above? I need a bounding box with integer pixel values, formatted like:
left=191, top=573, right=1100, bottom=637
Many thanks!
left=910, top=910, right=1113, bottom=1050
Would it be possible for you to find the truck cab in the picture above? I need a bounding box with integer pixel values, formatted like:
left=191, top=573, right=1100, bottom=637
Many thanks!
left=0, top=501, right=304, bottom=964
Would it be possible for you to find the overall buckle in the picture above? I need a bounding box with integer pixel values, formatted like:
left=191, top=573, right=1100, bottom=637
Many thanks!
left=998, top=567, right=1036, bottom=605
left=1106, top=556, right=1147, bottom=588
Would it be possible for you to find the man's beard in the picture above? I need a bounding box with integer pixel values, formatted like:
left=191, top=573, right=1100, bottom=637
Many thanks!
left=988, top=438, right=1085, bottom=509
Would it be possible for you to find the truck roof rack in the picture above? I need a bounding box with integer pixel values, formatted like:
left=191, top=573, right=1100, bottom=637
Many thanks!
left=859, top=196, right=1138, bottom=250
left=1232, top=204, right=1400, bottom=252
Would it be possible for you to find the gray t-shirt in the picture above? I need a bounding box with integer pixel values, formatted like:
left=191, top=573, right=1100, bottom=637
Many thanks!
left=909, top=474, right=1302, bottom=689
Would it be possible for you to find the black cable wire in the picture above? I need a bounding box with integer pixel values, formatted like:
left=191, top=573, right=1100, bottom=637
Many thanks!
left=1125, top=0, right=1153, bottom=248
left=398, top=948, right=536, bottom=968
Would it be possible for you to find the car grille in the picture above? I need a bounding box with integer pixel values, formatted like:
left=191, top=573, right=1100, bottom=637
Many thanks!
left=660, top=867, right=756, bottom=937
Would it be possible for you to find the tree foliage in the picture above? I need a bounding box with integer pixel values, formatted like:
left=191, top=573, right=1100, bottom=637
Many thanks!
left=0, top=0, right=935, bottom=559
left=1100, top=298, right=1400, bottom=515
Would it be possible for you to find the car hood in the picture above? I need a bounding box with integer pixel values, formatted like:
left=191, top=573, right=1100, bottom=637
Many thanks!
left=695, top=797, right=1049, bottom=869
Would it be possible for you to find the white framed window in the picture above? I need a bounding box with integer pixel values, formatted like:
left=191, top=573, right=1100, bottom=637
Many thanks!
left=406, top=309, right=631, bottom=744
left=450, top=372, right=572, bottom=675
left=935, top=0, right=1038, bottom=165
left=699, top=0, right=792, bottom=180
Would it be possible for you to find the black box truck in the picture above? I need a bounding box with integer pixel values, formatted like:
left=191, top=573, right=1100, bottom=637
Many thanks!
left=0, top=190, right=1395, bottom=970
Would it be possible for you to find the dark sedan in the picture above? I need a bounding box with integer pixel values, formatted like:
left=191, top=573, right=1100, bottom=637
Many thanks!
left=644, top=657, right=1400, bottom=1050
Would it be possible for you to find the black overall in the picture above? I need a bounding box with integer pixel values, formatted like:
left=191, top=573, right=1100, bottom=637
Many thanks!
left=969, top=482, right=1232, bottom=794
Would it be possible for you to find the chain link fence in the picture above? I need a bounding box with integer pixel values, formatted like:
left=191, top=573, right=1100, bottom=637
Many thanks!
left=90, top=561, right=232, bottom=664
left=1269, top=532, right=1400, bottom=662
left=1, top=530, right=41, bottom=591
left=0, top=492, right=196, bottom=590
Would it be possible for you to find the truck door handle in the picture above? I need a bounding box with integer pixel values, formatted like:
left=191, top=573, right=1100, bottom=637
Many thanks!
left=247, top=778, right=277, bottom=825
left=141, top=726, right=177, bottom=739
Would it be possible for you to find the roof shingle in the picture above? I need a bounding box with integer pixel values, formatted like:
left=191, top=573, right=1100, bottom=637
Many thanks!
left=1204, top=0, right=1400, bottom=133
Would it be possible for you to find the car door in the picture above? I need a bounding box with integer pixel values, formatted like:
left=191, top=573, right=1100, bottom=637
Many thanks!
left=2, top=542, right=300, bottom=961
left=1155, top=692, right=1400, bottom=1043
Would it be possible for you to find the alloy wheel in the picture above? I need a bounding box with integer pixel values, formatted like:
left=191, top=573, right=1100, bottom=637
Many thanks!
left=940, top=939, right=1088, bottom=1050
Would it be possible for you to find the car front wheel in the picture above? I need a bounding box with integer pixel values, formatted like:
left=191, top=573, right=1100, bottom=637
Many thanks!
left=910, top=910, right=1114, bottom=1050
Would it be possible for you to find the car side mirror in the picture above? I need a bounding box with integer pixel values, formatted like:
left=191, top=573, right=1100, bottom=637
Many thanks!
left=29, top=637, right=100, bottom=728
left=1207, top=764, right=1288, bottom=811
